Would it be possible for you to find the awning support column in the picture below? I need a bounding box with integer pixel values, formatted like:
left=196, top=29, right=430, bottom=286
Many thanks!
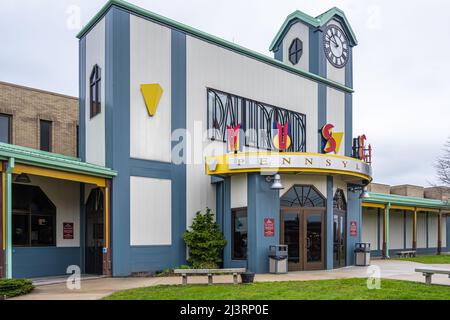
left=102, top=179, right=112, bottom=276
left=383, top=203, right=390, bottom=259
left=0, top=163, right=5, bottom=278
left=413, top=209, right=417, bottom=251
left=438, top=211, right=442, bottom=255
left=5, top=158, right=14, bottom=279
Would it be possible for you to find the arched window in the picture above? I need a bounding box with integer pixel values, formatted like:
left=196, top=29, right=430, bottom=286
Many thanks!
left=333, top=189, right=347, bottom=211
left=90, top=65, right=102, bottom=118
left=280, top=185, right=326, bottom=208
left=288, top=38, right=303, bottom=65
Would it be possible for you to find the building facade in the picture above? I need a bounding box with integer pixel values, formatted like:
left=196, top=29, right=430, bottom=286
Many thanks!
left=0, top=81, right=78, bottom=157
left=77, top=0, right=370, bottom=276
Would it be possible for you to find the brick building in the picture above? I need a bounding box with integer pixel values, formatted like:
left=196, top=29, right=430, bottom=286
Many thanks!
left=0, top=81, right=78, bottom=157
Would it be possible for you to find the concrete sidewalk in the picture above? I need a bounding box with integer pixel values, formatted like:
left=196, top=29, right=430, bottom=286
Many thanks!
left=11, top=260, right=450, bottom=300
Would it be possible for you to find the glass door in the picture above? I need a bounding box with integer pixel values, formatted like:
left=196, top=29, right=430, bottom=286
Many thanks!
left=280, top=210, right=302, bottom=271
left=333, top=210, right=346, bottom=269
left=303, top=210, right=325, bottom=270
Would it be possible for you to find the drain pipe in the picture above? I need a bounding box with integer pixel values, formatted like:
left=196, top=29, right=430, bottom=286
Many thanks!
left=5, top=158, right=14, bottom=279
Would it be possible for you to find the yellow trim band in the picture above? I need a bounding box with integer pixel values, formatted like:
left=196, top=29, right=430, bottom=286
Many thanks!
left=390, top=205, right=415, bottom=211
left=13, top=164, right=106, bottom=187
left=362, top=203, right=386, bottom=209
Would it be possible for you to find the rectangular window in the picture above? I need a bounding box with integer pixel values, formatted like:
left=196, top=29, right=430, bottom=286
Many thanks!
left=0, top=113, right=12, bottom=144
left=12, top=212, right=56, bottom=247
left=232, top=208, right=248, bottom=260
left=90, top=65, right=101, bottom=118
left=40, top=120, right=52, bottom=152
left=207, top=88, right=307, bottom=152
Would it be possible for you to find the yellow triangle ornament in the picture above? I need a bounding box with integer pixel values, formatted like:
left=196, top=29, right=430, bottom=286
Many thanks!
left=140, top=84, right=163, bottom=117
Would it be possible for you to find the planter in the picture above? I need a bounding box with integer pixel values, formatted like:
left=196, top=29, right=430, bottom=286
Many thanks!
left=240, top=272, right=255, bottom=284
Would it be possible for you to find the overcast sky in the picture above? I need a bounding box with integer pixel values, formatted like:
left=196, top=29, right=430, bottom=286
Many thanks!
left=1, top=0, right=449, bottom=187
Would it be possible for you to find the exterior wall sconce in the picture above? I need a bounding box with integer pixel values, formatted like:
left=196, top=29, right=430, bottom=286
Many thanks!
left=349, top=184, right=370, bottom=199
left=265, top=174, right=284, bottom=190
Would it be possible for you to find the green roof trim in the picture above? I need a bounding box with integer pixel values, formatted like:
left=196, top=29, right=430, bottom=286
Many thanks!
left=364, top=192, right=450, bottom=211
left=269, top=7, right=358, bottom=52
left=0, top=143, right=117, bottom=178
left=76, top=0, right=354, bottom=93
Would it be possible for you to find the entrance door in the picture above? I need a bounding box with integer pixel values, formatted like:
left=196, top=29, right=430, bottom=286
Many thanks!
left=85, top=189, right=104, bottom=275
left=333, top=189, right=347, bottom=269
left=280, top=209, right=325, bottom=271
left=333, top=210, right=346, bottom=269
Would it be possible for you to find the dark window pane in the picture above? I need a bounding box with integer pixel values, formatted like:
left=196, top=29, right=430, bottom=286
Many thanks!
left=0, top=114, right=11, bottom=144
left=284, top=213, right=300, bottom=263
left=232, top=209, right=247, bottom=260
left=40, top=120, right=52, bottom=152
left=90, top=65, right=101, bottom=118
left=306, top=213, right=322, bottom=262
left=12, top=214, right=29, bottom=246
left=31, top=215, right=55, bottom=246
left=288, top=38, right=303, bottom=65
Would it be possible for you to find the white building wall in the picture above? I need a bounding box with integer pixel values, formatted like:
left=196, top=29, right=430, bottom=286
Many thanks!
left=389, top=210, right=404, bottom=250
left=231, top=174, right=247, bottom=209
left=405, top=214, right=413, bottom=249
left=186, top=35, right=319, bottom=225
left=362, top=208, right=378, bottom=250
left=282, top=22, right=309, bottom=71
left=326, top=19, right=346, bottom=85
left=326, top=87, right=345, bottom=156
left=417, top=212, right=427, bottom=248
left=18, top=176, right=81, bottom=248
left=85, top=18, right=106, bottom=166
left=130, top=15, right=172, bottom=162
left=428, top=213, right=438, bottom=248
left=130, top=176, right=172, bottom=246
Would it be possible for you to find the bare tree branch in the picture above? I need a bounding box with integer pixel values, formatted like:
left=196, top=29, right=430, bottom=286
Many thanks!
left=435, top=137, right=450, bottom=186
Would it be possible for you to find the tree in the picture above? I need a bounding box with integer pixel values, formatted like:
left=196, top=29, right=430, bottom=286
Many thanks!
left=183, top=208, right=227, bottom=269
left=435, top=137, right=450, bottom=186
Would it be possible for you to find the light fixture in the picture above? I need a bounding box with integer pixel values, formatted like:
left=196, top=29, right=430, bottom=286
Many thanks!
left=359, top=186, right=370, bottom=199
left=265, top=174, right=284, bottom=190
left=15, top=173, right=31, bottom=184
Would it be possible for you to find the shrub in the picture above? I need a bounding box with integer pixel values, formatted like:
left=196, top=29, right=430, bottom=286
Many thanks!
left=183, top=208, right=227, bottom=269
left=0, top=279, right=34, bottom=298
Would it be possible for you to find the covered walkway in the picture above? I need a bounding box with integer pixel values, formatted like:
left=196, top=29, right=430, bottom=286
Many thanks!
left=0, top=143, right=116, bottom=279
left=362, top=193, right=450, bottom=258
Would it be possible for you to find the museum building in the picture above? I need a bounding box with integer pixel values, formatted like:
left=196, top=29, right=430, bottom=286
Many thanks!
left=0, top=0, right=448, bottom=279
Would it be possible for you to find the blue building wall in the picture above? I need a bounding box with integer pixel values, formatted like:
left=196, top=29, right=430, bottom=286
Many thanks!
left=247, top=174, right=280, bottom=273
left=12, top=247, right=81, bottom=278
left=102, top=7, right=187, bottom=276
left=346, top=188, right=362, bottom=266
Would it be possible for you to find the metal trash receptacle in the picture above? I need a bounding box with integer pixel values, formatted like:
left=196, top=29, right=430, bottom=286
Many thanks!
left=354, top=243, right=371, bottom=266
left=269, top=245, right=288, bottom=274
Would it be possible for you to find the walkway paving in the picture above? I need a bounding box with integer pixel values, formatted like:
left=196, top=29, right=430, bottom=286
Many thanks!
left=11, top=260, right=450, bottom=300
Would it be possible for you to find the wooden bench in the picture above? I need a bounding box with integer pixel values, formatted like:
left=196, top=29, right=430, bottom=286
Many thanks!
left=396, top=250, right=416, bottom=258
left=174, top=268, right=246, bottom=285
left=415, top=267, right=450, bottom=285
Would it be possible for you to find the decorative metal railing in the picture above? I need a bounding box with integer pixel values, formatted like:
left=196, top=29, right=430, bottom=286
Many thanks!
left=207, top=88, right=307, bottom=152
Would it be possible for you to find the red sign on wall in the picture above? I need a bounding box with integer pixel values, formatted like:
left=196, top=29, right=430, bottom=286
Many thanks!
left=350, top=221, right=358, bottom=237
left=63, top=222, right=74, bottom=240
left=264, top=218, right=275, bottom=237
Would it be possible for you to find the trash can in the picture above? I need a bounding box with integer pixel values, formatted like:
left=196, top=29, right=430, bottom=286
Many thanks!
left=269, top=245, right=288, bottom=274
left=354, top=243, right=371, bottom=266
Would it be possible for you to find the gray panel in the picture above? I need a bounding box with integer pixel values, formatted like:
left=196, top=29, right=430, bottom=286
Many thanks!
left=326, top=176, right=333, bottom=269
left=346, top=188, right=362, bottom=266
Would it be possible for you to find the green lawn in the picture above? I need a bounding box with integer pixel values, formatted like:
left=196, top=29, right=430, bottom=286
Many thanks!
left=394, top=254, right=450, bottom=264
left=104, top=278, right=450, bottom=300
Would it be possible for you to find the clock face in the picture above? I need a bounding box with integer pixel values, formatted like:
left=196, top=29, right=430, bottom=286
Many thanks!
left=323, top=24, right=349, bottom=68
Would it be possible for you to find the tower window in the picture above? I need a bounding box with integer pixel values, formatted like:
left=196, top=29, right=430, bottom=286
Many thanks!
left=288, top=38, right=303, bottom=65
left=90, top=65, right=102, bottom=118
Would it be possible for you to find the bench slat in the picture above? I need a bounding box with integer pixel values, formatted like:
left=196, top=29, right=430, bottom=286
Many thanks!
left=174, top=268, right=246, bottom=274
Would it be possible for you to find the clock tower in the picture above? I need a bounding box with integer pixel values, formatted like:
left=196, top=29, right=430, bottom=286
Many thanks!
left=270, top=7, right=357, bottom=157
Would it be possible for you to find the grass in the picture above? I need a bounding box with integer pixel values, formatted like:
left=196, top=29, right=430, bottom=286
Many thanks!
left=104, top=278, right=450, bottom=300
left=394, top=254, right=450, bottom=264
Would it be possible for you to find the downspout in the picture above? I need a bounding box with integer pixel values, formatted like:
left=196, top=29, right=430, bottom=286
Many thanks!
left=385, top=203, right=391, bottom=259
left=5, top=158, right=14, bottom=279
